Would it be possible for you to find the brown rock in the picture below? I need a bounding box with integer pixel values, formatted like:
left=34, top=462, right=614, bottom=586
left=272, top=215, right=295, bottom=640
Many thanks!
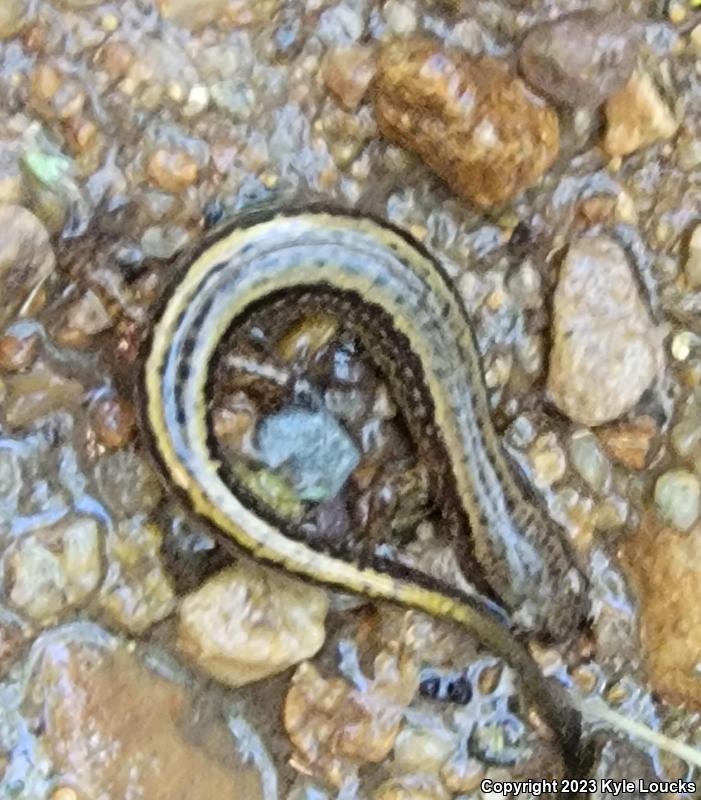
left=5, top=517, right=101, bottom=625
left=547, top=237, right=663, bottom=426
left=323, top=45, right=376, bottom=111
left=285, top=645, right=419, bottom=788
left=96, top=41, right=135, bottom=81
left=4, top=362, right=84, bottom=428
left=147, top=148, right=198, bottom=193
left=63, top=289, right=113, bottom=336
left=603, top=71, right=678, bottom=157
left=374, top=37, right=559, bottom=209
left=29, top=62, right=86, bottom=121
left=0, top=205, right=55, bottom=328
left=92, top=397, right=136, bottom=449
left=621, top=511, right=701, bottom=709
left=596, top=416, right=657, bottom=470
left=519, top=11, right=636, bottom=108
left=37, top=635, right=266, bottom=799
left=0, top=332, right=40, bottom=372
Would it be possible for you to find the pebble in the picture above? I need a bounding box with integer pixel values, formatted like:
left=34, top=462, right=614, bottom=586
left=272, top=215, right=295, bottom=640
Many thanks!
left=91, top=397, right=136, bottom=449
left=177, top=562, right=328, bottom=686
left=0, top=0, right=28, bottom=39
left=518, top=11, right=636, bottom=108
left=671, top=411, right=701, bottom=458
left=322, top=45, right=376, bottom=112
left=568, top=431, right=610, bottom=492
left=318, top=2, right=365, bottom=46
left=29, top=63, right=86, bottom=123
left=392, top=724, right=456, bottom=774
left=182, top=84, right=210, bottom=118
left=21, top=147, right=74, bottom=235
left=0, top=332, right=40, bottom=372
left=374, top=38, right=559, bottom=209
left=3, top=363, right=84, bottom=428
left=622, top=511, right=701, bottom=708
left=382, top=0, right=417, bottom=36
left=94, top=449, right=162, bottom=518
left=62, top=289, right=113, bottom=337
left=141, top=224, right=191, bottom=260
left=256, top=408, right=360, bottom=502
left=603, top=72, right=678, bottom=157
left=654, top=469, right=700, bottom=532
left=684, top=223, right=701, bottom=289
left=99, top=518, right=175, bottom=634
left=284, top=647, right=418, bottom=787
left=5, top=517, right=101, bottom=625
left=596, top=416, right=657, bottom=470
left=0, top=205, right=55, bottom=328
left=50, top=789, right=77, bottom=800
left=147, top=149, right=199, bottom=193
left=528, top=432, right=567, bottom=488
left=35, top=632, right=267, bottom=799
left=547, top=237, right=663, bottom=426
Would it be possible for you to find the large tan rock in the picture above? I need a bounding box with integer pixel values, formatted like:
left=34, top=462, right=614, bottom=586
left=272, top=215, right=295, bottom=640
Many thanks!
left=37, top=633, right=267, bottom=799
left=622, top=511, right=701, bottom=709
left=177, top=562, right=328, bottom=686
left=547, top=237, right=663, bottom=426
left=374, top=37, right=559, bottom=209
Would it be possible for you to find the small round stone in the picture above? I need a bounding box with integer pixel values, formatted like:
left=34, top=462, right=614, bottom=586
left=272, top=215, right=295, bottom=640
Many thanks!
left=654, top=469, right=701, bottom=532
left=147, top=149, right=198, bottom=193
left=528, top=432, right=566, bottom=488
left=0, top=333, right=40, bottom=372
left=519, top=11, right=636, bottom=108
left=92, top=398, right=136, bottom=449
left=383, top=0, right=417, bottom=36
left=568, top=431, right=610, bottom=492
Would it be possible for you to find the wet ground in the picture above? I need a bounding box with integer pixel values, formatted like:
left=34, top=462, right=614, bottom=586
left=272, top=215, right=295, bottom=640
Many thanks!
left=1, top=0, right=701, bottom=798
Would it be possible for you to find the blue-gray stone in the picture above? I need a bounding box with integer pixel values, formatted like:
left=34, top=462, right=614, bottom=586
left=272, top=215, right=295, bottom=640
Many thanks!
left=256, top=408, right=360, bottom=503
